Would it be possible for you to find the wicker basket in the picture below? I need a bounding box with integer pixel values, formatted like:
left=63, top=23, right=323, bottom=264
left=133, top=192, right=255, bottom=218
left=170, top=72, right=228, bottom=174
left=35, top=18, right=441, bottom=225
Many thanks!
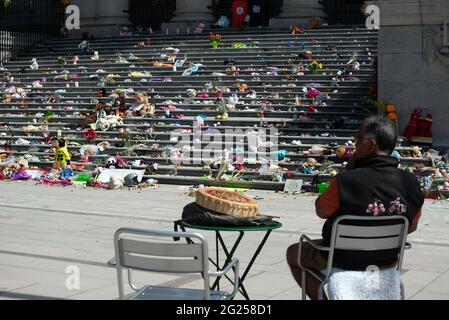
left=195, top=188, right=260, bottom=217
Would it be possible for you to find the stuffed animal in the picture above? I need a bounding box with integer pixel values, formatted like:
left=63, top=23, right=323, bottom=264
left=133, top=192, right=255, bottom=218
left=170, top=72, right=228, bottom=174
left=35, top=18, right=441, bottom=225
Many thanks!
left=2, top=94, right=11, bottom=104
left=30, top=58, right=39, bottom=70
left=58, top=56, right=67, bottom=67
left=54, top=139, right=71, bottom=170
left=96, top=115, right=123, bottom=131
left=91, top=51, right=99, bottom=60
left=108, top=176, right=123, bottom=190
left=105, top=157, right=117, bottom=169
left=128, top=92, right=155, bottom=117
left=412, top=146, right=422, bottom=158
left=113, top=95, right=128, bottom=117
left=336, top=146, right=346, bottom=158
left=194, top=22, right=205, bottom=34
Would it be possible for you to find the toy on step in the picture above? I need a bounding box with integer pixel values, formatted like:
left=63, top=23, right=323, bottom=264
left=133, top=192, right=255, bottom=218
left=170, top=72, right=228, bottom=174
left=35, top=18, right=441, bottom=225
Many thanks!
left=258, top=110, right=267, bottom=127
left=309, top=60, right=323, bottom=73
left=194, top=22, right=205, bottom=34
left=128, top=92, right=155, bottom=117
left=2, top=94, right=11, bottom=104
left=119, top=26, right=131, bottom=37
left=113, top=94, right=128, bottom=117
left=216, top=100, right=228, bottom=120
left=58, top=56, right=66, bottom=68
left=305, top=50, right=313, bottom=61
left=412, top=112, right=433, bottom=145
left=209, top=33, right=222, bottom=49
left=291, top=25, right=304, bottom=35
left=54, top=138, right=71, bottom=170
left=30, top=58, right=39, bottom=70
left=82, top=128, right=97, bottom=144
left=412, top=146, right=422, bottom=158
left=91, top=51, right=99, bottom=60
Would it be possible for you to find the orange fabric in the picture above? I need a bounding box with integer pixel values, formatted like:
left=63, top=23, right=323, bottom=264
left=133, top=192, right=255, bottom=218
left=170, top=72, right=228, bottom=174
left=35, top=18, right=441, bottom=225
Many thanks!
left=316, top=178, right=340, bottom=218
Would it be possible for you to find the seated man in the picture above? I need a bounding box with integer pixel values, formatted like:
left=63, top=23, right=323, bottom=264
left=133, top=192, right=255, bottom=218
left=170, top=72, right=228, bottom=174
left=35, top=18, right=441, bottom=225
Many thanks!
left=287, top=115, right=424, bottom=300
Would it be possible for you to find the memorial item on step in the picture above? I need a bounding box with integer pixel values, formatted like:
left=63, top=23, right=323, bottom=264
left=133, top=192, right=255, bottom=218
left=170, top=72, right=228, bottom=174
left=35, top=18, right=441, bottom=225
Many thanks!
left=231, top=0, right=248, bottom=28
left=54, top=139, right=71, bottom=170
left=209, top=33, right=222, bottom=49
left=195, top=187, right=260, bottom=217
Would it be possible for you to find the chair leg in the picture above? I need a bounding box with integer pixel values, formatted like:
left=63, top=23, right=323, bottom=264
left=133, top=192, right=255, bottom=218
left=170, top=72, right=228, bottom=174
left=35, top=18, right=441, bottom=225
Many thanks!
left=400, top=281, right=405, bottom=300
left=318, top=282, right=325, bottom=300
left=301, top=270, right=306, bottom=300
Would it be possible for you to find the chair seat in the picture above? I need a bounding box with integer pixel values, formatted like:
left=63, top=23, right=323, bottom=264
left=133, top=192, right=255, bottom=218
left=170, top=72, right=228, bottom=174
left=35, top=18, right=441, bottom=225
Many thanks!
left=130, top=285, right=230, bottom=300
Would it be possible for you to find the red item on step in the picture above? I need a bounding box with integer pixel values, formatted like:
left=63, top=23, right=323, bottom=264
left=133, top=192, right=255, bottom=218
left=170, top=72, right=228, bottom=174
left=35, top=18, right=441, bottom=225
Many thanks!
left=412, top=112, right=433, bottom=144
left=403, top=108, right=421, bottom=139
left=307, top=17, right=320, bottom=30
left=231, top=0, right=248, bottom=28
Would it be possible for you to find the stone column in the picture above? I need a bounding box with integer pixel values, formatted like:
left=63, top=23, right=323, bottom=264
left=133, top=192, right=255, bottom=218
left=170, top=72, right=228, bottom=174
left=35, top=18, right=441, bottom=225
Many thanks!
left=69, top=0, right=131, bottom=38
left=367, top=0, right=449, bottom=150
left=270, top=0, right=327, bottom=29
left=161, top=0, right=215, bottom=33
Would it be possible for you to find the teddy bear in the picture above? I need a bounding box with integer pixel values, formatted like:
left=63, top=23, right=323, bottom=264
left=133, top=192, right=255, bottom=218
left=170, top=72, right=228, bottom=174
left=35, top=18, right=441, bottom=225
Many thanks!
left=412, top=146, right=422, bottom=158
left=113, top=94, right=129, bottom=117
left=127, top=92, right=155, bottom=117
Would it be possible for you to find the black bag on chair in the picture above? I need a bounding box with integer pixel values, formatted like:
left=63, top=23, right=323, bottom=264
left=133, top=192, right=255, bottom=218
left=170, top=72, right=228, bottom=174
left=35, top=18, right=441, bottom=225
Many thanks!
left=181, top=202, right=274, bottom=227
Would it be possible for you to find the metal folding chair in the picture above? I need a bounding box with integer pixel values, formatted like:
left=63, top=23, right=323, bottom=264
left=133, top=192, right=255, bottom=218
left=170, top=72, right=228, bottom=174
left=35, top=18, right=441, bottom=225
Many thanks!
left=298, top=215, right=409, bottom=300
left=110, top=227, right=239, bottom=300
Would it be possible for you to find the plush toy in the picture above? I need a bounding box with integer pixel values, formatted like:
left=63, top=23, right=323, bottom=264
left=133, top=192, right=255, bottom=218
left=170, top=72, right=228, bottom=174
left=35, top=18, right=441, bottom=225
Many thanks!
left=58, top=56, right=66, bottom=67
left=113, top=94, right=128, bottom=117
left=54, top=139, right=71, bottom=170
left=305, top=51, right=313, bottom=61
left=2, top=94, right=11, bottom=104
left=108, top=176, right=123, bottom=190
left=194, top=22, right=205, bottom=34
left=91, top=51, right=99, bottom=60
left=412, top=146, right=422, bottom=158
left=336, top=146, right=346, bottom=158
left=96, top=115, right=123, bottom=131
left=105, top=157, right=117, bottom=169
left=128, top=92, right=155, bottom=117
left=30, top=58, right=39, bottom=70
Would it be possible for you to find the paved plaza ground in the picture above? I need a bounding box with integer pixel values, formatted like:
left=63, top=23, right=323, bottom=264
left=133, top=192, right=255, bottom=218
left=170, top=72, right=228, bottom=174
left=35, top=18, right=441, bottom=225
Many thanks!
left=0, top=181, right=448, bottom=300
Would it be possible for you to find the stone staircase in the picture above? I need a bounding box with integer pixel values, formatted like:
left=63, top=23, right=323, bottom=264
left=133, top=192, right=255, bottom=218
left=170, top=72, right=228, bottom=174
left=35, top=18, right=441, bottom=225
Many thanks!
left=0, top=27, right=430, bottom=191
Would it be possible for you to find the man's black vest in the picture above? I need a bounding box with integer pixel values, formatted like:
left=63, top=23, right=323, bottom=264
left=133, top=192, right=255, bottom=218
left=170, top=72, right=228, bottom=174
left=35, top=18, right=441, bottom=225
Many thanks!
left=322, top=155, right=424, bottom=270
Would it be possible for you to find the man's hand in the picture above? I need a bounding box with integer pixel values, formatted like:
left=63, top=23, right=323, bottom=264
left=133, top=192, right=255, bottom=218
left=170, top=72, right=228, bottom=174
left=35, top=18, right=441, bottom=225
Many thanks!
left=345, top=150, right=359, bottom=170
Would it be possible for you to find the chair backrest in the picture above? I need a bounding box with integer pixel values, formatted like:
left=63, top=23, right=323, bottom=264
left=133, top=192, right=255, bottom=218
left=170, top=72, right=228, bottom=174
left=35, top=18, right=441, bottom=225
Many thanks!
left=326, top=215, right=409, bottom=275
left=114, top=228, right=211, bottom=299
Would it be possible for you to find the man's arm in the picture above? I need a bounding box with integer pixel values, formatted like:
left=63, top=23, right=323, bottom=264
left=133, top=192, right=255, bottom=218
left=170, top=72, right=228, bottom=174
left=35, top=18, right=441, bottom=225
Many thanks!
left=315, top=178, right=340, bottom=219
left=408, top=209, right=422, bottom=234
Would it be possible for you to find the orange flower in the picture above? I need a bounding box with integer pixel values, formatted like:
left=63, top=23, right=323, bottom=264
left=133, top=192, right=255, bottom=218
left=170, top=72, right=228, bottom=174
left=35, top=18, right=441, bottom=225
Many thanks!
left=387, top=112, right=397, bottom=120
left=386, top=104, right=396, bottom=113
